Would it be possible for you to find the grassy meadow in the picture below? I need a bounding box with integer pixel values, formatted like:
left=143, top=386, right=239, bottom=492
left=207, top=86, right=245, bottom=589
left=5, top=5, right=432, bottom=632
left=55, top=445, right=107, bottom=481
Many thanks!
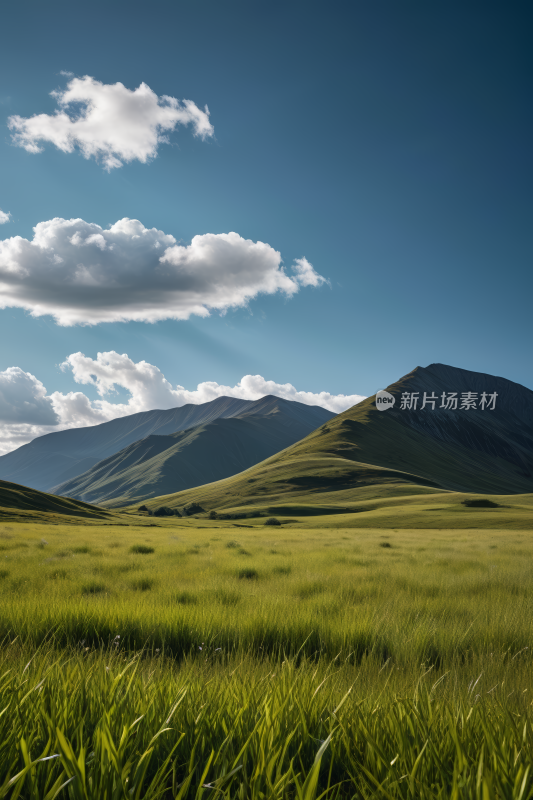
left=1, top=503, right=533, bottom=796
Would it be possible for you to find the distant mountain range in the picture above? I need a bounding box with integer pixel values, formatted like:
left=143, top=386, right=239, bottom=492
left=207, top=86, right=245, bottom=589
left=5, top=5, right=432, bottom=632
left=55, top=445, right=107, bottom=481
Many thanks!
left=0, top=395, right=334, bottom=499
left=2, top=363, right=531, bottom=518
left=130, top=363, right=533, bottom=514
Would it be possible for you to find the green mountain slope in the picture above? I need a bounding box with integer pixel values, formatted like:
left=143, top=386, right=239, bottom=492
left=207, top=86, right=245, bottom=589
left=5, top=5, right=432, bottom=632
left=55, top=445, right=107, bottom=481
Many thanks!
left=0, top=395, right=332, bottom=493
left=0, top=479, right=115, bottom=522
left=125, top=363, right=533, bottom=515
left=55, top=397, right=335, bottom=506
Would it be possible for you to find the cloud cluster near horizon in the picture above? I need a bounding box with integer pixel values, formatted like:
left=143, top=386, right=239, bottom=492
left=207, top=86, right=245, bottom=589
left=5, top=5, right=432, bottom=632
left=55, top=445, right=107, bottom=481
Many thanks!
left=0, top=217, right=327, bottom=325
left=0, top=351, right=366, bottom=455
left=8, top=76, right=213, bottom=170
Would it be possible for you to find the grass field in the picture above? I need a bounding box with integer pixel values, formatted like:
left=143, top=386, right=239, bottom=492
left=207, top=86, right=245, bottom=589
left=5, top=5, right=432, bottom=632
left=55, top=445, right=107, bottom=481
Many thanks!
left=1, top=506, right=533, bottom=796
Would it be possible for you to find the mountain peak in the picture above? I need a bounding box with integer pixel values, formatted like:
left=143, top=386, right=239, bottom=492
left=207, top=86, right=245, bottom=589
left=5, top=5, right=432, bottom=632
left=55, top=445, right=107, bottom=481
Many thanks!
left=0, top=392, right=334, bottom=493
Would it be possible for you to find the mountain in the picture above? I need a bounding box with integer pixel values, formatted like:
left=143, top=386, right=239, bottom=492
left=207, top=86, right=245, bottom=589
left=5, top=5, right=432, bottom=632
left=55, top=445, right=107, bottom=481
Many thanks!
left=0, top=395, right=333, bottom=492
left=0, top=479, right=114, bottom=521
left=53, top=396, right=335, bottom=506
left=126, top=363, right=533, bottom=515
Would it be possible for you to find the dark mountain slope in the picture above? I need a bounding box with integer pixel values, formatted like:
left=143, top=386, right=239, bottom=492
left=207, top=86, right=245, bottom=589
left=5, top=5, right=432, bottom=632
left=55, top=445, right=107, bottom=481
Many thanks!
left=54, top=398, right=335, bottom=506
left=128, top=364, right=533, bottom=514
left=0, top=395, right=333, bottom=492
left=0, top=479, right=114, bottom=521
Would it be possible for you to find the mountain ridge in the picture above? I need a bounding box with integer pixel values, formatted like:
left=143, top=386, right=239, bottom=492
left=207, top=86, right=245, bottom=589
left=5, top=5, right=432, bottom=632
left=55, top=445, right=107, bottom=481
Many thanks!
left=0, top=394, right=334, bottom=492
left=122, top=363, right=533, bottom=514
left=53, top=398, right=336, bottom=505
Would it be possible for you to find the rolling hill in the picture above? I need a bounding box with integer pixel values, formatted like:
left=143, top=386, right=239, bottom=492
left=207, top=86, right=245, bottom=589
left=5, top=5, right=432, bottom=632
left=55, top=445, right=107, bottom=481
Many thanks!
left=0, top=395, right=333, bottom=492
left=53, top=396, right=336, bottom=506
left=0, top=479, right=115, bottom=522
left=125, top=363, right=533, bottom=515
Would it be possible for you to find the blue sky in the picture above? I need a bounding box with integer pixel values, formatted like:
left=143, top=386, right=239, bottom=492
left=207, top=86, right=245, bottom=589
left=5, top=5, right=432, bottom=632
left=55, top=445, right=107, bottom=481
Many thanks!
left=0, top=1, right=531, bottom=452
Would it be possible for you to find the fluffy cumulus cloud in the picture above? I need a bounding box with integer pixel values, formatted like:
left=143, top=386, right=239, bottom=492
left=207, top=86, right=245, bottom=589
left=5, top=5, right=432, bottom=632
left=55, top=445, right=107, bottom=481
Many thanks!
left=0, top=217, right=326, bottom=325
left=0, top=368, right=60, bottom=456
left=0, top=367, right=58, bottom=425
left=0, top=210, right=10, bottom=225
left=8, top=76, right=213, bottom=170
left=0, top=352, right=366, bottom=455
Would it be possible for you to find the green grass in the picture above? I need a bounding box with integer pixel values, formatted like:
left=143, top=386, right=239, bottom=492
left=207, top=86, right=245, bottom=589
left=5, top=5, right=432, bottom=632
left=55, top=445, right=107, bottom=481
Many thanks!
left=1, top=514, right=533, bottom=795
left=1, top=517, right=533, bottom=661
left=0, top=643, right=532, bottom=798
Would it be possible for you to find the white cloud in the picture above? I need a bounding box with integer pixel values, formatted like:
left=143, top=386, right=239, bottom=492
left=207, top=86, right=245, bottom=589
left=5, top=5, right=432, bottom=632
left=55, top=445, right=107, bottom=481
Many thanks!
left=0, top=367, right=58, bottom=426
left=8, top=75, right=213, bottom=170
left=0, top=352, right=366, bottom=455
left=0, top=217, right=326, bottom=325
left=0, top=210, right=11, bottom=225
left=292, top=257, right=329, bottom=288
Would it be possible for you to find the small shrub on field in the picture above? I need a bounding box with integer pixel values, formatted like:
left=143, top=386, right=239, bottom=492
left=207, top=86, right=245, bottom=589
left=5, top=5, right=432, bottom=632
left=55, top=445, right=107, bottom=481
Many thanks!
left=172, top=591, right=198, bottom=605
left=153, top=506, right=174, bottom=517
left=380, top=542, right=392, bottom=548
left=131, top=578, right=156, bottom=591
left=238, top=548, right=251, bottom=555
left=186, top=547, right=201, bottom=555
left=226, top=540, right=240, bottom=549
left=273, top=565, right=291, bottom=575
left=183, top=502, right=204, bottom=516
left=265, top=517, right=281, bottom=526
left=296, top=581, right=326, bottom=599
left=56, top=550, right=73, bottom=558
left=81, top=581, right=106, bottom=595
left=0, top=569, right=9, bottom=579
left=213, top=589, right=241, bottom=606
left=130, top=545, right=154, bottom=555
left=73, top=546, right=91, bottom=554
left=238, top=568, right=258, bottom=580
